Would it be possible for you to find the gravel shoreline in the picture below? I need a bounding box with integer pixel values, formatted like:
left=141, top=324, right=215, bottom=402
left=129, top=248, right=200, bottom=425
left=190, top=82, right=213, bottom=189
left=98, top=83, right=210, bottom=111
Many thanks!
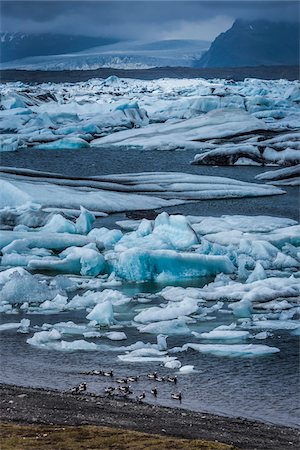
left=1, top=384, right=299, bottom=450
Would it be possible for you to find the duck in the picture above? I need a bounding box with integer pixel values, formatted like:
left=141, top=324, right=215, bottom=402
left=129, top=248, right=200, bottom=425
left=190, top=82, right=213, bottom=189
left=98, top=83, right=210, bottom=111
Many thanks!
left=151, top=387, right=158, bottom=397
left=103, top=370, right=113, bottom=377
left=154, top=375, right=165, bottom=382
left=116, top=378, right=128, bottom=384
left=119, top=386, right=132, bottom=394
left=167, top=376, right=177, bottom=384
left=147, top=372, right=157, bottom=379
left=105, top=386, right=115, bottom=395
left=70, top=385, right=80, bottom=394
left=78, top=382, right=87, bottom=392
left=92, top=370, right=102, bottom=375
left=171, top=392, right=182, bottom=401
left=128, top=375, right=139, bottom=382
left=136, top=392, right=146, bottom=402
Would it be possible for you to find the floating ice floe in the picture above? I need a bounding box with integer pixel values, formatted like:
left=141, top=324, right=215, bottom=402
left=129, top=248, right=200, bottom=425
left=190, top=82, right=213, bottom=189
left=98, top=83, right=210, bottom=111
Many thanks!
left=181, top=343, right=280, bottom=357
left=1, top=77, right=299, bottom=165
left=194, top=326, right=250, bottom=341
left=0, top=318, right=30, bottom=332
left=0, top=168, right=284, bottom=217
left=255, top=165, right=300, bottom=186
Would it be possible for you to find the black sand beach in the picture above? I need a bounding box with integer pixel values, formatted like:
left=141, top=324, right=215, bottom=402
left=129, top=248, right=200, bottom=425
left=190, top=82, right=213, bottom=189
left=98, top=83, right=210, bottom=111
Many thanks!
left=1, top=384, right=299, bottom=450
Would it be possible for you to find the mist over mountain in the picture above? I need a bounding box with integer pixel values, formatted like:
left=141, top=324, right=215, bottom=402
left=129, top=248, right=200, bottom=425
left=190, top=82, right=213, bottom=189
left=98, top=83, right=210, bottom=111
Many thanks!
left=195, top=20, right=300, bottom=68
left=0, top=33, right=118, bottom=62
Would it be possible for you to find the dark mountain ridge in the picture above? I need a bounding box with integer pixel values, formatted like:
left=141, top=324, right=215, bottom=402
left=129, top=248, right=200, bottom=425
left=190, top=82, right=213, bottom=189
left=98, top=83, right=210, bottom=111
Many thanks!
left=195, top=20, right=300, bottom=68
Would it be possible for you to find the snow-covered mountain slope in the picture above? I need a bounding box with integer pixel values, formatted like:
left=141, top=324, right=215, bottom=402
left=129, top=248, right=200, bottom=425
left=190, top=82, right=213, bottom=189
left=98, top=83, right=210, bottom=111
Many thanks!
left=0, top=39, right=209, bottom=70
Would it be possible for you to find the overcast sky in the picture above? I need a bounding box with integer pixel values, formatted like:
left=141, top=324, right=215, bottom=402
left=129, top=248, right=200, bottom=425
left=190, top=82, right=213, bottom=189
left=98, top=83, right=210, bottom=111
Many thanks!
left=1, top=1, right=299, bottom=41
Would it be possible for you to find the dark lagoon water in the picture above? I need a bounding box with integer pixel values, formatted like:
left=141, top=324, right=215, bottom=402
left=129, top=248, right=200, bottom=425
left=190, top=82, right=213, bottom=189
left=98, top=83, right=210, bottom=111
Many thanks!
left=0, top=146, right=299, bottom=428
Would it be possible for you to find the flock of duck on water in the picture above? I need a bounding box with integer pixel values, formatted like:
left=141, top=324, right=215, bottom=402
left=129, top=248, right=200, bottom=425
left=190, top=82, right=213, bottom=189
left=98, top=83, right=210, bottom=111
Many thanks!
left=70, top=370, right=182, bottom=402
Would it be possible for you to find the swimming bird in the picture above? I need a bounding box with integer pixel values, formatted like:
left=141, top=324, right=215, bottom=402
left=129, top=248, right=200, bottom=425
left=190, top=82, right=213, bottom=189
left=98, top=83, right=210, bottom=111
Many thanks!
left=119, top=386, right=132, bottom=394
left=78, top=382, right=87, bottom=392
left=105, top=386, right=115, bottom=395
left=128, top=375, right=139, bottom=382
left=136, top=392, right=146, bottom=402
left=167, top=376, right=177, bottom=384
left=92, top=370, right=102, bottom=375
left=103, top=370, right=113, bottom=377
left=151, top=387, right=158, bottom=397
left=155, top=375, right=165, bottom=382
left=147, top=372, right=157, bottom=379
left=70, top=385, right=80, bottom=394
left=116, top=378, right=128, bottom=384
left=171, top=392, right=182, bottom=401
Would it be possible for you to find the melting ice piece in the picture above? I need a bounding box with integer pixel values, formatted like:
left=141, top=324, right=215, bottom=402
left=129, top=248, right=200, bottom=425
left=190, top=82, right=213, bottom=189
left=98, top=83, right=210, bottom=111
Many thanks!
left=134, top=298, right=199, bottom=323
left=39, top=294, right=68, bottom=312
left=86, top=300, right=115, bottom=326
left=115, top=248, right=234, bottom=282
left=197, top=327, right=250, bottom=341
left=118, top=348, right=170, bottom=363
left=137, top=318, right=191, bottom=335
left=229, top=299, right=254, bottom=318
left=75, top=206, right=95, bottom=234
left=164, top=359, right=182, bottom=369
left=29, top=244, right=105, bottom=276
left=116, top=212, right=199, bottom=252
left=0, top=319, right=30, bottom=332
left=104, top=331, right=127, bottom=341
left=179, top=365, right=195, bottom=373
left=182, top=343, right=280, bottom=357
left=33, top=137, right=90, bottom=150
left=1, top=271, right=56, bottom=305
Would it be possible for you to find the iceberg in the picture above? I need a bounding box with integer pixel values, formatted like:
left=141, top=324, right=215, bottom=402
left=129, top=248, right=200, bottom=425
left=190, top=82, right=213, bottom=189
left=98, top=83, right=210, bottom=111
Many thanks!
left=182, top=343, right=280, bottom=357
left=86, top=300, right=115, bottom=326
left=114, top=248, right=234, bottom=282
left=134, top=298, right=199, bottom=323
left=33, top=137, right=90, bottom=150
left=0, top=271, right=57, bottom=305
left=137, top=318, right=191, bottom=335
left=28, top=244, right=105, bottom=276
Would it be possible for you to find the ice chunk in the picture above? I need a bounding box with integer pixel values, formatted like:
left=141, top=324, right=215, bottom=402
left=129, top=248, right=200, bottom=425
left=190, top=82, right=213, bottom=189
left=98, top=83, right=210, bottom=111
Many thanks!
left=137, top=318, right=191, bottom=335
left=33, top=137, right=90, bottom=150
left=88, top=227, right=123, bottom=249
left=229, top=299, right=254, bottom=318
left=0, top=267, right=28, bottom=285
left=116, top=213, right=199, bottom=252
left=179, top=365, right=195, bottom=373
left=183, top=343, right=280, bottom=357
left=0, top=180, right=31, bottom=208
left=0, top=318, right=30, bottom=332
left=1, top=271, right=56, bottom=305
left=39, top=294, right=68, bottom=312
left=104, top=331, right=127, bottom=341
left=86, top=300, right=115, bottom=326
left=134, top=298, right=199, bottom=323
left=29, top=244, right=105, bottom=276
left=118, top=348, right=169, bottom=362
left=246, top=262, right=266, bottom=283
left=75, top=206, right=95, bottom=234
left=115, top=248, right=234, bottom=282
left=197, top=327, right=250, bottom=341
left=164, top=359, right=182, bottom=369
left=27, top=329, right=100, bottom=351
